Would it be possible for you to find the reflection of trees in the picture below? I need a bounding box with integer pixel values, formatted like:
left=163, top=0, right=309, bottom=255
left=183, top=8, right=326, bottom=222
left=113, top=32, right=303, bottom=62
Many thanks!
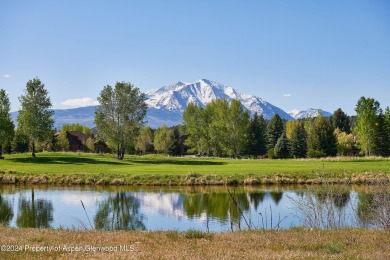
left=314, top=190, right=350, bottom=210
left=16, top=189, right=53, bottom=228
left=183, top=192, right=250, bottom=223
left=357, top=190, right=390, bottom=229
left=0, top=194, right=14, bottom=226
left=248, top=192, right=265, bottom=211
left=94, top=192, right=145, bottom=230
left=269, top=191, right=283, bottom=205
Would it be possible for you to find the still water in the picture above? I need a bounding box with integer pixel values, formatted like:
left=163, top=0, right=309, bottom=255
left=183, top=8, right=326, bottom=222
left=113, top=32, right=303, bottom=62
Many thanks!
left=0, top=185, right=388, bottom=231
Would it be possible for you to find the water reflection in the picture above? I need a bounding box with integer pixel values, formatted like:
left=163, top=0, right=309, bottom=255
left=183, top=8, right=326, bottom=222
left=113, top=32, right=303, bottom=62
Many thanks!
left=0, top=194, right=13, bottom=226
left=0, top=185, right=387, bottom=231
left=94, top=192, right=145, bottom=230
left=16, top=189, right=53, bottom=228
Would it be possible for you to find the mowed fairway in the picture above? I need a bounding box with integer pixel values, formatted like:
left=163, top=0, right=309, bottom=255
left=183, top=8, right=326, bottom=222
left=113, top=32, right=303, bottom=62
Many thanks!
left=1, top=152, right=390, bottom=178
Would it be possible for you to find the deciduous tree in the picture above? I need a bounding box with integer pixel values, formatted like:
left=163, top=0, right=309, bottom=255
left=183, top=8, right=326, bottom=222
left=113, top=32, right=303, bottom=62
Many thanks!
left=17, top=78, right=54, bottom=157
left=95, top=82, right=147, bottom=159
left=154, top=125, right=172, bottom=154
left=354, top=97, right=380, bottom=156
left=136, top=126, right=153, bottom=155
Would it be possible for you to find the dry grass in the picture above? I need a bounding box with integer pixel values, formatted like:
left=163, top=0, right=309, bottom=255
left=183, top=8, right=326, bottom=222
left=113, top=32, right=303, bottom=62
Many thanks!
left=0, top=227, right=389, bottom=259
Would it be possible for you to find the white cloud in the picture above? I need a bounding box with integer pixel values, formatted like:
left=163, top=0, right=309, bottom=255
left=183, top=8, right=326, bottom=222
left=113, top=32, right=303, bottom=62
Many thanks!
left=61, top=97, right=99, bottom=107
left=283, top=93, right=292, bottom=97
left=3, top=74, right=11, bottom=78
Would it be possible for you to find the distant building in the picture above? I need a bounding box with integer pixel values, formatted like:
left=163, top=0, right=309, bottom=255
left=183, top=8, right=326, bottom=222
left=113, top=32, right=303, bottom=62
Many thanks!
left=55, top=131, right=107, bottom=152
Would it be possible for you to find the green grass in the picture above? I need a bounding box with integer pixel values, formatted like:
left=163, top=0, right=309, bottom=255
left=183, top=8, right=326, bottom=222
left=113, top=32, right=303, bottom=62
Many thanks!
left=0, top=152, right=389, bottom=185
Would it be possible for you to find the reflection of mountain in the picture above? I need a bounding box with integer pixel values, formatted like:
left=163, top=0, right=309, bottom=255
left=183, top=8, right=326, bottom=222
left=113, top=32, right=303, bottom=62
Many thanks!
left=134, top=192, right=186, bottom=219
left=94, top=192, right=145, bottom=230
left=0, top=195, right=14, bottom=226
left=16, top=189, right=53, bottom=228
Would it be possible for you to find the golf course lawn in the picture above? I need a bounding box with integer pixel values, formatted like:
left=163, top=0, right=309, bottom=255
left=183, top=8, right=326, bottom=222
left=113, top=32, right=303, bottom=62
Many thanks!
left=0, top=152, right=389, bottom=185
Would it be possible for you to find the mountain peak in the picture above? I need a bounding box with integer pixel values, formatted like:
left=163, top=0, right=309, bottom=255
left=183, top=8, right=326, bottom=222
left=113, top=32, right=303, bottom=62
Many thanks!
left=146, top=79, right=294, bottom=127
left=288, top=108, right=331, bottom=119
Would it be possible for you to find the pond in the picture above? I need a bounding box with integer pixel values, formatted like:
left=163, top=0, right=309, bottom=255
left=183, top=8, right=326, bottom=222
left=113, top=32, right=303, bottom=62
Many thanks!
left=0, top=185, right=388, bottom=231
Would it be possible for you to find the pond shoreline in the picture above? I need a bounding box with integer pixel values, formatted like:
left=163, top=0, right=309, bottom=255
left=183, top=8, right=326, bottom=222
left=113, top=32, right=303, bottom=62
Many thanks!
left=0, top=227, right=389, bottom=259
left=0, top=171, right=389, bottom=186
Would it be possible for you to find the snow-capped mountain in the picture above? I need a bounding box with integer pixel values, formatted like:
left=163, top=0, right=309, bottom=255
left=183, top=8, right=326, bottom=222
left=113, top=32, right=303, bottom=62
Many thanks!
left=11, top=79, right=296, bottom=129
left=288, top=108, right=332, bottom=120
left=146, top=79, right=294, bottom=127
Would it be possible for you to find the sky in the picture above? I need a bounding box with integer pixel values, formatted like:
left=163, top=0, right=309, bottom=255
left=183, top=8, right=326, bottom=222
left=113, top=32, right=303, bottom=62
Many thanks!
left=1, top=0, right=389, bottom=115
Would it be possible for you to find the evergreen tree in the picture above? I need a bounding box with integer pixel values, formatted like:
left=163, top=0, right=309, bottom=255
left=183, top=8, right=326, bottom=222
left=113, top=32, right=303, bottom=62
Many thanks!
left=0, top=89, right=14, bottom=159
left=307, top=115, right=337, bottom=157
left=12, top=128, right=30, bottom=153
left=168, top=126, right=181, bottom=156
left=354, top=97, right=380, bottom=156
left=375, top=111, right=390, bottom=157
left=266, top=114, right=284, bottom=150
left=17, top=78, right=54, bottom=157
left=274, top=132, right=290, bottom=158
left=289, top=122, right=307, bottom=158
left=246, top=113, right=267, bottom=157
left=332, top=108, right=351, bottom=134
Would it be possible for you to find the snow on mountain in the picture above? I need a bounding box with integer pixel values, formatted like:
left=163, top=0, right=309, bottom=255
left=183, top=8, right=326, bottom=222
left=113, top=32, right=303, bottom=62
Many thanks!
left=10, top=79, right=296, bottom=129
left=146, top=79, right=294, bottom=127
left=288, top=108, right=332, bottom=120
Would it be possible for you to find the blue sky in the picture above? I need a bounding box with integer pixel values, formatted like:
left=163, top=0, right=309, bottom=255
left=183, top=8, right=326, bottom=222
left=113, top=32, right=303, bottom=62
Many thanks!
left=1, top=0, right=389, bottom=115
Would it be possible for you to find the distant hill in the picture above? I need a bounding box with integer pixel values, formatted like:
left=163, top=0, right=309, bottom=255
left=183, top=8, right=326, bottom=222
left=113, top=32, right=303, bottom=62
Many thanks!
left=11, top=106, right=96, bottom=130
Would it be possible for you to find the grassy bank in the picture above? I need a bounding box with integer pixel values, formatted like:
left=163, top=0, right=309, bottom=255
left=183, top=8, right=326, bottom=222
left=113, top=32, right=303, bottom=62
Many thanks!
left=0, top=227, right=389, bottom=259
left=0, top=152, right=390, bottom=185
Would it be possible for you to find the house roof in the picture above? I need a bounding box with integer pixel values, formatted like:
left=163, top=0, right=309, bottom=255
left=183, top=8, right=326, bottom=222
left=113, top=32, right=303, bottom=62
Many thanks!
left=67, top=131, right=93, bottom=142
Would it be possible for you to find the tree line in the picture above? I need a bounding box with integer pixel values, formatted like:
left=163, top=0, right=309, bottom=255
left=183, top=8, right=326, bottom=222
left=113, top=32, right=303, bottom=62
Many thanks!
left=1, top=77, right=390, bottom=159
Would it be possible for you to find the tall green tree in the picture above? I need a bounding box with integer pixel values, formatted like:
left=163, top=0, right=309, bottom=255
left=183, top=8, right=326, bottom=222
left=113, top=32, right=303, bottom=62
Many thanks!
left=168, top=126, right=181, bottom=156
left=266, top=114, right=284, bottom=151
left=154, top=125, right=172, bottom=154
left=12, top=128, right=30, bottom=153
left=334, top=128, right=354, bottom=156
left=227, top=99, right=250, bottom=158
left=207, top=99, right=230, bottom=157
left=289, top=122, right=307, bottom=158
left=307, top=115, right=337, bottom=157
left=182, top=103, right=211, bottom=155
left=246, top=112, right=267, bottom=157
left=17, top=78, right=54, bottom=157
left=274, top=132, right=290, bottom=158
left=0, top=89, right=14, bottom=159
left=136, top=126, right=153, bottom=155
left=95, top=82, right=147, bottom=160
left=354, top=97, right=380, bottom=156
left=332, top=108, right=351, bottom=134
left=375, top=111, right=390, bottom=157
